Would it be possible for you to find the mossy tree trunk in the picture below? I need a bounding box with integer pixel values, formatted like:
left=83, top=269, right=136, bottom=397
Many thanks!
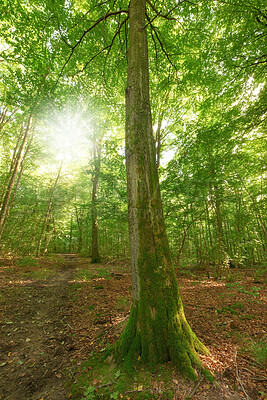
left=115, top=0, right=209, bottom=379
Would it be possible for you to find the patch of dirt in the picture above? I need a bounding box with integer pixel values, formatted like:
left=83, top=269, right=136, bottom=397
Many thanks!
left=0, top=256, right=266, bottom=400
left=0, top=255, right=77, bottom=400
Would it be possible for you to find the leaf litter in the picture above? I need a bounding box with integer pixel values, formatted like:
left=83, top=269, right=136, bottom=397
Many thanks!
left=0, top=255, right=266, bottom=399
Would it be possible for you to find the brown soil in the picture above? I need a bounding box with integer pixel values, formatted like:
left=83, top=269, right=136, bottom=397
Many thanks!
left=0, top=255, right=266, bottom=400
left=0, top=255, right=78, bottom=400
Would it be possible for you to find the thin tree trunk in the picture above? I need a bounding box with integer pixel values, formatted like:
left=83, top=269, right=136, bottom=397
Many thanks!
left=75, top=207, right=83, bottom=252
left=0, top=134, right=33, bottom=239
left=36, top=163, right=62, bottom=257
left=91, top=134, right=101, bottom=263
left=0, top=114, right=33, bottom=244
left=114, top=0, right=209, bottom=379
left=69, top=216, right=73, bottom=253
left=155, top=91, right=170, bottom=168
left=234, top=166, right=267, bottom=240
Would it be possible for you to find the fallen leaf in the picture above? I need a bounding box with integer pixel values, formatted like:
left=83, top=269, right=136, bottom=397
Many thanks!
left=0, top=362, right=7, bottom=367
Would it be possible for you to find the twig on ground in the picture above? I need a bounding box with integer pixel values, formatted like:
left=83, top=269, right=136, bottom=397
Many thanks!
left=235, top=352, right=251, bottom=400
left=187, top=375, right=204, bottom=398
left=125, top=386, right=150, bottom=394
left=103, top=259, right=117, bottom=266
left=241, top=366, right=267, bottom=381
left=97, top=382, right=113, bottom=389
left=240, top=353, right=265, bottom=368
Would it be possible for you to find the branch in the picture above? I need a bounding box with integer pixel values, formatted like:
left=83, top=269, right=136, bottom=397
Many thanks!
left=149, top=22, right=159, bottom=61
left=187, top=375, right=205, bottom=399
left=56, top=9, right=128, bottom=83
left=146, top=0, right=189, bottom=22
left=146, top=17, right=177, bottom=71
left=105, top=17, right=129, bottom=62
left=234, top=352, right=251, bottom=400
left=76, top=16, right=129, bottom=75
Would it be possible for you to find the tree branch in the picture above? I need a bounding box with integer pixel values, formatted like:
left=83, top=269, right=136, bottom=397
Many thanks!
left=56, top=10, right=128, bottom=83
left=145, top=16, right=177, bottom=71
left=145, top=0, right=189, bottom=22
left=76, top=16, right=129, bottom=75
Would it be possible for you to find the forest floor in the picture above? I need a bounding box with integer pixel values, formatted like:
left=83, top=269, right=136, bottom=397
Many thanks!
left=0, top=254, right=266, bottom=400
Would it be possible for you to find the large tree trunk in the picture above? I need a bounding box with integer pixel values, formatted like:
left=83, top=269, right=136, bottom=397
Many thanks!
left=115, top=0, right=208, bottom=378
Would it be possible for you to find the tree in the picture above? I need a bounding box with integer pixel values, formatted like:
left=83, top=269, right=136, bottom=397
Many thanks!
left=1, top=0, right=265, bottom=375
left=35, top=162, right=63, bottom=257
left=90, top=129, right=102, bottom=263
left=114, top=0, right=208, bottom=378
left=0, top=114, right=34, bottom=245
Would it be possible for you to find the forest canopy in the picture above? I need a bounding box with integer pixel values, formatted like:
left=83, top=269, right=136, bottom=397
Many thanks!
left=0, top=0, right=266, bottom=268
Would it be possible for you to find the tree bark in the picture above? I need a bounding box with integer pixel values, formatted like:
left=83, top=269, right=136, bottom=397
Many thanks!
left=0, top=114, right=33, bottom=244
left=114, top=0, right=209, bottom=378
left=36, top=162, right=62, bottom=257
left=91, top=134, right=101, bottom=263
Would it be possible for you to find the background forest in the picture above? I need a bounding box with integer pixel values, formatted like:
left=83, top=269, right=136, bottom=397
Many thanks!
left=0, top=0, right=266, bottom=274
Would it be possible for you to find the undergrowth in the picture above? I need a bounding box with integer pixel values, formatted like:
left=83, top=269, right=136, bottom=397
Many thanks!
left=68, top=352, right=202, bottom=400
left=242, top=338, right=267, bottom=367
left=15, top=256, right=39, bottom=268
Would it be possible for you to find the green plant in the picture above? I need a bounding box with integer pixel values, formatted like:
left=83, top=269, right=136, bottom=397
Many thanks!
left=97, top=268, right=109, bottom=277
left=94, top=285, right=104, bottom=290
left=115, top=296, right=129, bottom=311
left=15, top=256, right=39, bottom=268
left=216, top=301, right=244, bottom=315
left=74, top=267, right=110, bottom=282
left=23, top=268, right=54, bottom=279
left=249, top=339, right=267, bottom=366
left=82, top=386, right=96, bottom=400
left=225, top=272, right=242, bottom=283
left=255, top=266, right=266, bottom=280
left=75, top=269, right=93, bottom=281
left=225, top=282, right=262, bottom=297
left=241, top=337, right=267, bottom=367
left=87, top=304, right=96, bottom=311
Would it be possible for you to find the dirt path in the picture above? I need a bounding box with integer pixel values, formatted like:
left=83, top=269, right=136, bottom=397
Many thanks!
left=0, top=256, right=76, bottom=400
left=0, top=256, right=266, bottom=400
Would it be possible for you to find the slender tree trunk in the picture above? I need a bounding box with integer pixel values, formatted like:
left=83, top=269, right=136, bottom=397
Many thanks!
left=115, top=0, right=208, bottom=378
left=0, top=114, right=33, bottom=244
left=36, top=163, right=62, bottom=257
left=0, top=135, right=33, bottom=240
left=236, top=167, right=267, bottom=241
left=91, top=135, right=101, bottom=263
left=75, top=207, right=83, bottom=252
left=69, top=216, right=73, bottom=253
left=155, top=91, right=170, bottom=168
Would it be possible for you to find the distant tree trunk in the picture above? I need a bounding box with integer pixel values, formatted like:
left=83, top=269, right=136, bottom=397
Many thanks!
left=0, top=114, right=33, bottom=245
left=69, top=216, right=73, bottom=253
left=0, top=106, right=18, bottom=136
left=155, top=91, right=169, bottom=168
left=36, top=163, right=62, bottom=257
left=91, top=134, right=101, bottom=263
left=75, top=207, right=84, bottom=252
left=114, top=0, right=208, bottom=378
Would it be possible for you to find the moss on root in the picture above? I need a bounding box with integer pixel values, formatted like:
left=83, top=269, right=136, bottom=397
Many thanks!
left=114, top=300, right=212, bottom=381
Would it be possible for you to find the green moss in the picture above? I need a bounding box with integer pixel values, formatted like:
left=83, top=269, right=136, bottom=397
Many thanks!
left=112, top=244, right=211, bottom=379
left=70, top=351, right=210, bottom=400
